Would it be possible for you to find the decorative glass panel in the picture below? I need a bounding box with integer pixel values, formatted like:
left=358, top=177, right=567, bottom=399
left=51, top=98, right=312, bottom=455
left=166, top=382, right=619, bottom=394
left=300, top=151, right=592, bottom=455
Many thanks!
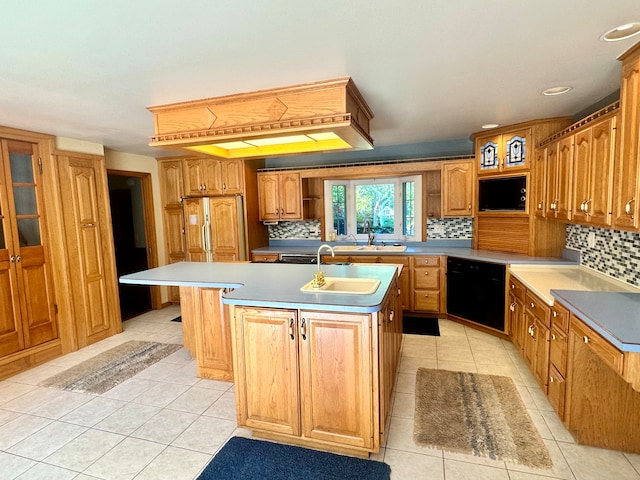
left=331, top=185, right=347, bottom=236
left=480, top=142, right=499, bottom=170
left=505, top=136, right=526, bottom=167
left=9, top=152, right=34, bottom=183
left=355, top=183, right=395, bottom=234
left=403, top=181, right=415, bottom=236
left=13, top=186, right=37, bottom=215
left=16, top=218, right=40, bottom=247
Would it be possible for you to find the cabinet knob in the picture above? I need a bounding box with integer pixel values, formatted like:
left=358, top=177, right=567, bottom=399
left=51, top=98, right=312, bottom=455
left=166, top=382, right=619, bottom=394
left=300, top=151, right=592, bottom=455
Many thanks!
left=424, top=271, right=429, bottom=275
left=389, top=309, right=394, bottom=323
left=9, top=255, right=15, bottom=263
left=424, top=294, right=429, bottom=297
left=510, top=283, right=515, bottom=289
left=583, top=336, right=590, bottom=344
left=552, top=310, right=557, bottom=318
left=537, top=202, right=543, bottom=209
left=15, top=255, right=21, bottom=263
left=222, top=183, right=226, bottom=191
left=468, top=203, right=472, bottom=211
left=625, top=198, right=635, bottom=219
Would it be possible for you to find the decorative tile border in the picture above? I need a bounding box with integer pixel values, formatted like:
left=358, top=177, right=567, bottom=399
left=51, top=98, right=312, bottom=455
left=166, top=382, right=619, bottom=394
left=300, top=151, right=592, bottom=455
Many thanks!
left=566, top=224, right=640, bottom=288
left=426, top=218, right=473, bottom=239
left=269, top=217, right=474, bottom=241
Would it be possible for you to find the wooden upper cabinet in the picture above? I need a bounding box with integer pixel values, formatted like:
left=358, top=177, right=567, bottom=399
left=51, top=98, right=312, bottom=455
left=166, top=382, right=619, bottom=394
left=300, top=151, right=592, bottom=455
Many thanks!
left=572, top=115, right=616, bottom=227
left=613, top=44, right=640, bottom=231
left=209, top=197, right=240, bottom=261
left=442, top=160, right=474, bottom=217
left=476, top=128, right=530, bottom=176
left=544, top=136, right=573, bottom=221
left=159, top=159, right=184, bottom=207
left=533, top=146, right=547, bottom=218
left=258, top=172, right=302, bottom=221
left=184, top=157, right=244, bottom=196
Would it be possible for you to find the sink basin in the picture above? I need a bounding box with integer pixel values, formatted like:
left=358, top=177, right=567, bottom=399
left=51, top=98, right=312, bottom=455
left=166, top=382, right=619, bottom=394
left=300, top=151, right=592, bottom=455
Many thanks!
left=300, top=277, right=381, bottom=294
left=332, top=245, right=407, bottom=252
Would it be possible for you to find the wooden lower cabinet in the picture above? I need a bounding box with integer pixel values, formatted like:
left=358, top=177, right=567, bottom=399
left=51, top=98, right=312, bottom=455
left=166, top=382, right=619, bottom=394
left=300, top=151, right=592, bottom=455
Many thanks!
left=179, top=286, right=233, bottom=381
left=412, top=256, right=444, bottom=313
left=231, top=284, right=401, bottom=456
left=566, top=314, right=640, bottom=453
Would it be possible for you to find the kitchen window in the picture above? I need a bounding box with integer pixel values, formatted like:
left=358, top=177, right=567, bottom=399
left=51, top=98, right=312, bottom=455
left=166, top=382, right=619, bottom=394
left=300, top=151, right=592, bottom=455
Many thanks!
left=324, top=176, right=422, bottom=241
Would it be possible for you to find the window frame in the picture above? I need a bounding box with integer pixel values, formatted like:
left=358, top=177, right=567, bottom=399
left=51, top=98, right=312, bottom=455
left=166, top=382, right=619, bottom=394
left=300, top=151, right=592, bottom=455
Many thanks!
left=324, top=175, right=422, bottom=242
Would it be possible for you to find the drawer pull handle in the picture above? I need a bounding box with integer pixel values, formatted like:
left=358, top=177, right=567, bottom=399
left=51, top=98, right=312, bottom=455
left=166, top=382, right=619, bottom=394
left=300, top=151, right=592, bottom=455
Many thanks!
left=552, top=310, right=558, bottom=318
left=509, top=302, right=516, bottom=312
left=510, top=284, right=515, bottom=289
left=389, top=309, right=394, bottom=323
left=301, top=318, right=307, bottom=341
left=551, top=334, right=556, bottom=340
left=289, top=318, right=295, bottom=341
left=583, top=336, right=590, bottom=344
left=550, top=376, right=555, bottom=383
left=530, top=302, right=535, bottom=308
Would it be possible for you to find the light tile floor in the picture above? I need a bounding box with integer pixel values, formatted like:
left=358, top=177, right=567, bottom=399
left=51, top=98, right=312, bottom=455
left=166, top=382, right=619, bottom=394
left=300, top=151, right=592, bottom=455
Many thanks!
left=1, top=307, right=639, bottom=479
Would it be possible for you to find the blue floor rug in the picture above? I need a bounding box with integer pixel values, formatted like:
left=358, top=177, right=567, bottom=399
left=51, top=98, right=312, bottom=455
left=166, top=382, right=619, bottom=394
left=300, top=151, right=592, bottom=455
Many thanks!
left=197, top=437, right=391, bottom=480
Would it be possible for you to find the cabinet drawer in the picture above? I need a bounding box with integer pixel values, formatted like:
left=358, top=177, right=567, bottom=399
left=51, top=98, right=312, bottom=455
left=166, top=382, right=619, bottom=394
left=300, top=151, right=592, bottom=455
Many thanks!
left=413, top=256, right=440, bottom=267
left=377, top=255, right=410, bottom=266
left=525, top=291, right=551, bottom=326
left=413, top=267, right=440, bottom=289
left=549, top=324, right=568, bottom=377
left=551, top=302, right=570, bottom=332
left=507, top=275, right=526, bottom=302
left=571, top=314, right=624, bottom=375
left=547, top=364, right=566, bottom=419
left=251, top=253, right=279, bottom=263
left=413, top=291, right=440, bottom=312
left=322, top=254, right=351, bottom=264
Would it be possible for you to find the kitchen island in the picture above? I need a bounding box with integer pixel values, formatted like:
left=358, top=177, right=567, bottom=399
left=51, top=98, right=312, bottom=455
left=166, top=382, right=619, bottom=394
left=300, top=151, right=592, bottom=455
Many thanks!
left=120, top=261, right=403, bottom=457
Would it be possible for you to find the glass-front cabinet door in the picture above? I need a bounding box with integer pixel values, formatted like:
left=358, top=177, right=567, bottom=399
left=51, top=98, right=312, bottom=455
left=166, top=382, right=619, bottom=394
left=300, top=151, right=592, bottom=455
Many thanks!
left=477, top=129, right=530, bottom=176
left=0, top=139, right=56, bottom=356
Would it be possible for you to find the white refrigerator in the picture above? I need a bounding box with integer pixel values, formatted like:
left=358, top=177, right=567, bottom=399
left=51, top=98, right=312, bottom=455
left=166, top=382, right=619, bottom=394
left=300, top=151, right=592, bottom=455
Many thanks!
left=182, top=196, right=247, bottom=262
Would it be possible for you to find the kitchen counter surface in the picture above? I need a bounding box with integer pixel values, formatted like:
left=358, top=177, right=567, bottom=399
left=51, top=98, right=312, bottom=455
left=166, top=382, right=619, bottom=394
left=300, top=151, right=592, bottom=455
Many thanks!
left=551, top=290, right=640, bottom=353
left=252, top=244, right=577, bottom=265
left=120, top=261, right=397, bottom=313
left=509, top=264, right=640, bottom=353
left=508, top=264, right=640, bottom=305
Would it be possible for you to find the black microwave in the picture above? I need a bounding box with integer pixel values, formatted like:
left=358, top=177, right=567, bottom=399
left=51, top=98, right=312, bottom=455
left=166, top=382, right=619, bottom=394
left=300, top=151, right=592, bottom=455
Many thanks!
left=478, top=176, right=527, bottom=212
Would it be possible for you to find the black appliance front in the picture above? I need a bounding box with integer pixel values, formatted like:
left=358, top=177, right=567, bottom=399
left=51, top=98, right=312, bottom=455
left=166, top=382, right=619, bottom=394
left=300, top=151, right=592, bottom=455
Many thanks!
left=478, top=176, right=527, bottom=212
left=446, top=257, right=506, bottom=331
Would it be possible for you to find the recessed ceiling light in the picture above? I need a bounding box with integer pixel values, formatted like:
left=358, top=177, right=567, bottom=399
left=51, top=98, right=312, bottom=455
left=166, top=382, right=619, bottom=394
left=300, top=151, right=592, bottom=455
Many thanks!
left=601, top=22, right=640, bottom=42
left=542, top=86, right=573, bottom=96
left=481, top=123, right=500, bottom=129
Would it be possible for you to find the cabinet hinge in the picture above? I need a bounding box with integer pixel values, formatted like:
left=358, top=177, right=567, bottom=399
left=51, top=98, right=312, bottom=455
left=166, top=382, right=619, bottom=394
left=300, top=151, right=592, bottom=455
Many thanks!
left=38, top=157, right=43, bottom=174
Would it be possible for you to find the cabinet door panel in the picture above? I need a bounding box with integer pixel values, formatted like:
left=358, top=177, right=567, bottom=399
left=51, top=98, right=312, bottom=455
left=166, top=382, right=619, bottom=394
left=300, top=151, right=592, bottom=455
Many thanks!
left=203, top=158, right=223, bottom=195
left=442, top=161, right=473, bottom=217
left=545, top=142, right=559, bottom=217
left=279, top=173, right=302, bottom=220
left=221, top=160, right=244, bottom=194
left=258, top=174, right=280, bottom=221
left=613, top=57, right=640, bottom=230
left=184, top=158, right=205, bottom=196
left=0, top=263, right=23, bottom=356
left=555, top=136, right=573, bottom=221
left=572, top=129, right=591, bottom=224
left=588, top=117, right=615, bottom=226
left=210, top=197, right=239, bottom=259
left=299, top=311, right=373, bottom=448
left=236, top=308, right=300, bottom=436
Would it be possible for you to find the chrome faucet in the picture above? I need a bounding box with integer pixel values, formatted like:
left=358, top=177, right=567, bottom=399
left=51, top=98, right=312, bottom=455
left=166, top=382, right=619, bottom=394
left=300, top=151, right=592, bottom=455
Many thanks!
left=365, top=221, right=376, bottom=246
left=347, top=233, right=358, bottom=245
left=313, top=244, right=335, bottom=288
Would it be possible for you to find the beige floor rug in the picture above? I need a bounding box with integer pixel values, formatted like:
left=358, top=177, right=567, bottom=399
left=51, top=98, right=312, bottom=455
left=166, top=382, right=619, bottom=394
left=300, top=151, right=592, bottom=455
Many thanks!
left=414, top=368, right=552, bottom=468
left=41, top=340, right=182, bottom=394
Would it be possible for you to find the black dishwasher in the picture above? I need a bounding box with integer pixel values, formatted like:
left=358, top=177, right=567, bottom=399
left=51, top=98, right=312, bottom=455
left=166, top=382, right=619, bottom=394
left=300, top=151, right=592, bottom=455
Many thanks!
left=446, top=257, right=506, bottom=331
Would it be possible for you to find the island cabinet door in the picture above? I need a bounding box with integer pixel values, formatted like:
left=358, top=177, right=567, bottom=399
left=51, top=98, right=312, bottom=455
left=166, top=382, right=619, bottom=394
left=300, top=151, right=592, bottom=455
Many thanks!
left=233, top=307, right=301, bottom=436
left=298, top=311, right=374, bottom=449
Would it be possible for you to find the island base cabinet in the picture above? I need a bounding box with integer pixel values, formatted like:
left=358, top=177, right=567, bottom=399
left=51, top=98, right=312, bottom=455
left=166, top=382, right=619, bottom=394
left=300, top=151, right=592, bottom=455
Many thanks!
left=231, top=306, right=378, bottom=456
left=179, top=287, right=233, bottom=381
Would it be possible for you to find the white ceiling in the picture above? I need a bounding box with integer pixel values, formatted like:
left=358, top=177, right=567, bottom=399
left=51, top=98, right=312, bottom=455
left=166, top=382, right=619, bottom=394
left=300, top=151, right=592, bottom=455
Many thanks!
left=1, top=1, right=638, bottom=158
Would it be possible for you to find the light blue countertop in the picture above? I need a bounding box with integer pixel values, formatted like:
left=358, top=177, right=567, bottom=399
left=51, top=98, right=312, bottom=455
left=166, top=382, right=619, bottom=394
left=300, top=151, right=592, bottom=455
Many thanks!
left=551, top=290, right=640, bottom=353
left=119, top=262, right=398, bottom=313
left=253, top=242, right=576, bottom=265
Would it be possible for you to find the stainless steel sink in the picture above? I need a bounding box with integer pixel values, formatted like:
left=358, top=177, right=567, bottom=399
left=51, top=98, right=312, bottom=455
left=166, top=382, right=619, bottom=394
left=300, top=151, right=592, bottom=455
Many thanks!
left=300, top=277, right=381, bottom=294
left=332, top=245, right=407, bottom=252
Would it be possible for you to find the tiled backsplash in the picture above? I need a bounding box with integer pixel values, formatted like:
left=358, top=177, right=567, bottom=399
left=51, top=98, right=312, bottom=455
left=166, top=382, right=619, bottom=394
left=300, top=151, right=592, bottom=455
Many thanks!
left=566, top=224, right=640, bottom=288
left=268, top=217, right=474, bottom=241
left=268, top=220, right=321, bottom=239
left=426, top=218, right=473, bottom=239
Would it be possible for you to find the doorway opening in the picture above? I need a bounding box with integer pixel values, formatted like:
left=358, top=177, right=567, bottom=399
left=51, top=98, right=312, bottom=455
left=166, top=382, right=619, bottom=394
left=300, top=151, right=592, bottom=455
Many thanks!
left=107, top=171, right=160, bottom=320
